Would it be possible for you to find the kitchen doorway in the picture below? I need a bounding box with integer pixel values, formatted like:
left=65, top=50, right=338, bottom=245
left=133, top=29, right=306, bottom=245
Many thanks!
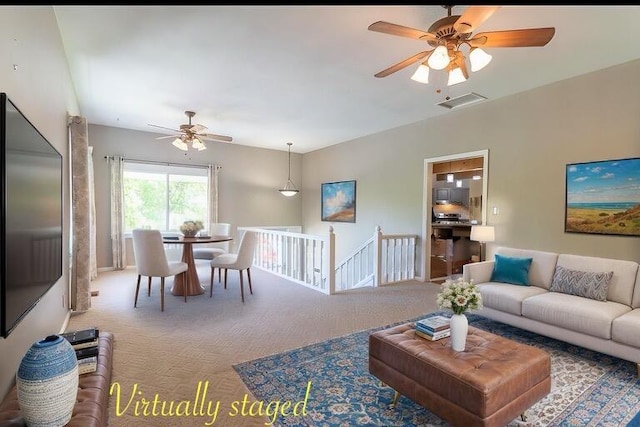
left=420, top=149, right=489, bottom=282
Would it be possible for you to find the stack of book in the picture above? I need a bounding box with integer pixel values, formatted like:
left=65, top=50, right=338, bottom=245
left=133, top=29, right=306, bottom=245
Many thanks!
left=61, top=327, right=99, bottom=375
left=415, top=315, right=451, bottom=341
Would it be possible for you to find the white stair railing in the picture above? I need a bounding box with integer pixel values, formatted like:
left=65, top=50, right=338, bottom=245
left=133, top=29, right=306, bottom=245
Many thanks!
left=334, top=235, right=376, bottom=290
left=239, top=225, right=416, bottom=294
left=238, top=226, right=335, bottom=295
left=376, top=227, right=418, bottom=285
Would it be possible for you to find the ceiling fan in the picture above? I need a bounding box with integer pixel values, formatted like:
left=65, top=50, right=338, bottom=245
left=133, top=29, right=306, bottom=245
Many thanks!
left=368, top=5, right=555, bottom=86
left=148, top=110, right=233, bottom=152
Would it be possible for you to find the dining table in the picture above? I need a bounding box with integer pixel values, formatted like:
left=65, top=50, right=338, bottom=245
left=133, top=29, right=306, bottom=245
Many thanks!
left=162, top=235, right=233, bottom=296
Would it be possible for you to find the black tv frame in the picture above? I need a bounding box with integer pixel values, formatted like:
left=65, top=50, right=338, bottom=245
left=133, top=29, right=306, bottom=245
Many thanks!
left=1, top=93, right=64, bottom=338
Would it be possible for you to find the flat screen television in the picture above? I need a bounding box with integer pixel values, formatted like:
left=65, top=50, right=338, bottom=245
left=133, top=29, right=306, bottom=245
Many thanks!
left=1, top=93, right=63, bottom=338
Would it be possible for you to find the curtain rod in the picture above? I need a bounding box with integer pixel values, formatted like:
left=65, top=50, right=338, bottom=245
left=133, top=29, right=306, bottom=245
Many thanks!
left=103, top=156, right=221, bottom=170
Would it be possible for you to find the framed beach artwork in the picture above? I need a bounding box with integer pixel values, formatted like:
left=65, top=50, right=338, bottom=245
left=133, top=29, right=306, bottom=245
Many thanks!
left=321, top=180, right=356, bottom=223
left=565, top=157, right=640, bottom=236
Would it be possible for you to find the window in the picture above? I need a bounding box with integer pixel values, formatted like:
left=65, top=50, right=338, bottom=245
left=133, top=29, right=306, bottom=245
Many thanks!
left=123, top=162, right=208, bottom=232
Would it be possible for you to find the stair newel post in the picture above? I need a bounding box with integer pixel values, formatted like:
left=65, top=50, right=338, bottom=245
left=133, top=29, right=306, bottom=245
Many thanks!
left=373, top=225, right=382, bottom=286
left=326, top=226, right=335, bottom=295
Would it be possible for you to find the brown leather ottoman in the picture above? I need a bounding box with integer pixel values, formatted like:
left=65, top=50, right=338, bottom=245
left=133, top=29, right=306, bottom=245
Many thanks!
left=369, top=323, right=550, bottom=427
left=0, top=331, right=114, bottom=427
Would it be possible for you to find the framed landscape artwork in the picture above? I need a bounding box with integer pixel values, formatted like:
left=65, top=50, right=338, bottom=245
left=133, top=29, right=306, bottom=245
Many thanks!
left=321, top=180, right=356, bottom=223
left=565, top=157, right=640, bottom=236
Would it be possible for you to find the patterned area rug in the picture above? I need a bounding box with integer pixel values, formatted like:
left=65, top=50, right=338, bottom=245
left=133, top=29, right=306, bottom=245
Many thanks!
left=233, top=313, right=640, bottom=426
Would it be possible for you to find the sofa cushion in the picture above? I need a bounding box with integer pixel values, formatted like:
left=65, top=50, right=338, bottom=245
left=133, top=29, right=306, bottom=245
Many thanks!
left=549, top=265, right=613, bottom=301
left=522, top=292, right=630, bottom=339
left=490, top=254, right=533, bottom=286
left=495, top=247, right=559, bottom=289
left=556, top=254, right=639, bottom=306
left=612, top=309, right=640, bottom=347
left=478, top=283, right=547, bottom=315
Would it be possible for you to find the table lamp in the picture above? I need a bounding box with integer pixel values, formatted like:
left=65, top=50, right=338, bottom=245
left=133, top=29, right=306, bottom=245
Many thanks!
left=470, top=225, right=495, bottom=262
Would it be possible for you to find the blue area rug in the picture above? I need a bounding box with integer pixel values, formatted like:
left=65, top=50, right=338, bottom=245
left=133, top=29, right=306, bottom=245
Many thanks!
left=628, top=411, right=640, bottom=427
left=233, top=313, right=640, bottom=426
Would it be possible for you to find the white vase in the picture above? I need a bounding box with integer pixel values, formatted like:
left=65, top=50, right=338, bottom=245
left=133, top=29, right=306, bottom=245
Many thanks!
left=450, top=313, right=468, bottom=352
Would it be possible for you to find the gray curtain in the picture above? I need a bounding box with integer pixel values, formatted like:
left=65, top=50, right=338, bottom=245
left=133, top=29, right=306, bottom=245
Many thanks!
left=109, top=156, right=126, bottom=270
left=69, top=116, right=91, bottom=311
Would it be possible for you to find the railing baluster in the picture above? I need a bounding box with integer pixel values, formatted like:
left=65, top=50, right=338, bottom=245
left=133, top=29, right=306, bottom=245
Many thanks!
left=238, top=226, right=416, bottom=294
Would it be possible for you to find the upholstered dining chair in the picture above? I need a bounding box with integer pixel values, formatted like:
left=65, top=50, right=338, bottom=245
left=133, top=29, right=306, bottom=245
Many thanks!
left=209, top=230, right=258, bottom=302
left=132, top=229, right=188, bottom=311
left=193, top=223, right=232, bottom=260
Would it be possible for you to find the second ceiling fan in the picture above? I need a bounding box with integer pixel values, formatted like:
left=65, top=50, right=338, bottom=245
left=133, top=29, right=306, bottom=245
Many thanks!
left=148, top=110, right=233, bottom=152
left=368, top=5, right=555, bottom=86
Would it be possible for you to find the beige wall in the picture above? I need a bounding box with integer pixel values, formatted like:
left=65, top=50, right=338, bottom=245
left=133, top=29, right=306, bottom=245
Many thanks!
left=0, top=7, right=79, bottom=398
left=89, top=124, right=302, bottom=269
left=1, top=4, right=639, bottom=403
left=302, top=59, right=640, bottom=268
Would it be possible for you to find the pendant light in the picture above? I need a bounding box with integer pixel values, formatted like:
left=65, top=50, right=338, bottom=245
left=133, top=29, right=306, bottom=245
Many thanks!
left=279, top=142, right=299, bottom=197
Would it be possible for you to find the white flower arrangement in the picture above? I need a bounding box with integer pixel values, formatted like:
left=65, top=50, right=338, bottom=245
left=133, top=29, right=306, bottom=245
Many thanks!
left=436, top=277, right=483, bottom=315
left=179, top=220, right=204, bottom=236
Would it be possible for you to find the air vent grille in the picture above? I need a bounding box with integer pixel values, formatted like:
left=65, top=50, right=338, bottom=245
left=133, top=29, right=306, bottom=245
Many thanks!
left=437, top=92, right=488, bottom=109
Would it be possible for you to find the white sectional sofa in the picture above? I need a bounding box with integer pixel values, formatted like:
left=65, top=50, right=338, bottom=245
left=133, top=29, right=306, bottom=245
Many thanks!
left=463, top=246, right=640, bottom=372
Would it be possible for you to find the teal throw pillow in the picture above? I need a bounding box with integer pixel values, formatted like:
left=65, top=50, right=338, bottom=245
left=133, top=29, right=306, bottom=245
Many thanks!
left=490, top=254, right=533, bottom=286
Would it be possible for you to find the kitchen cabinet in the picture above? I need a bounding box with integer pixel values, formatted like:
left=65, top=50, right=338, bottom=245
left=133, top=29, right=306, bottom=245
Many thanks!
left=433, top=188, right=469, bottom=206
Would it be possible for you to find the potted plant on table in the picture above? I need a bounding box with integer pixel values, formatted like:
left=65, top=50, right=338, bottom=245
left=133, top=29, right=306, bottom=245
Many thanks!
left=179, top=220, right=204, bottom=237
left=436, top=277, right=483, bottom=351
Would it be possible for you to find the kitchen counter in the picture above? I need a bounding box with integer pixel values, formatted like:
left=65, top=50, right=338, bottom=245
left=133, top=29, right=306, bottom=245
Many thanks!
left=432, top=222, right=472, bottom=228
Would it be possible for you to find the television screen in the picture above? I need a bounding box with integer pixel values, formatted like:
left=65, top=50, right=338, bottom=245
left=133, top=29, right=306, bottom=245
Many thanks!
left=1, top=93, right=63, bottom=337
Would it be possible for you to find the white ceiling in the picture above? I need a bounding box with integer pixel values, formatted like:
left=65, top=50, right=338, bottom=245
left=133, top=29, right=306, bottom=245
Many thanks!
left=53, top=5, right=640, bottom=154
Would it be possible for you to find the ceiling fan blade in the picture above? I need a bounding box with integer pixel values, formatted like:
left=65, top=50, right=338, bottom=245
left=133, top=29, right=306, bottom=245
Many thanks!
left=368, top=21, right=438, bottom=42
left=453, top=6, right=499, bottom=34
left=199, top=133, right=233, bottom=143
left=469, top=28, right=556, bottom=48
left=155, top=135, right=180, bottom=140
left=148, top=123, right=181, bottom=133
left=189, top=123, right=207, bottom=133
left=374, top=51, right=431, bottom=78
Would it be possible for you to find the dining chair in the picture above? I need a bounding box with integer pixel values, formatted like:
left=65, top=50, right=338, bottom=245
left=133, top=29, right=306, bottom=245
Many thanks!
left=193, top=223, right=232, bottom=260
left=209, top=230, right=258, bottom=302
left=132, top=229, right=189, bottom=311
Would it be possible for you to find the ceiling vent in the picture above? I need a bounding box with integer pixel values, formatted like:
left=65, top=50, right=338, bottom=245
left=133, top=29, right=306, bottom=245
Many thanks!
left=437, top=92, right=487, bottom=110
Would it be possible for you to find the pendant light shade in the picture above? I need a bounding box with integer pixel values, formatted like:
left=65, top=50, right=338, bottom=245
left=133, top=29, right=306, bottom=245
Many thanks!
left=279, top=142, right=299, bottom=197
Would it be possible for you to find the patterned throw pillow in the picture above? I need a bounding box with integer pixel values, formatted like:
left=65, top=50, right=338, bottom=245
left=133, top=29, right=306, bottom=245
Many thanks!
left=550, top=265, right=614, bottom=301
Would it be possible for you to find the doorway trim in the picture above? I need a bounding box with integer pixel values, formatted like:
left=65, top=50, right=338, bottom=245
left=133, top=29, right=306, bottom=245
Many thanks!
left=418, top=149, right=489, bottom=282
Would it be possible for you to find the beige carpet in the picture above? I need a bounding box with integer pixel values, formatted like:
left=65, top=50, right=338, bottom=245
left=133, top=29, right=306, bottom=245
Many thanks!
left=67, top=262, right=441, bottom=426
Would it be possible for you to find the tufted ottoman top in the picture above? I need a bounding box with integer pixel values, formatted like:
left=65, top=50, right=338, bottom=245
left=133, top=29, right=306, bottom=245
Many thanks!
left=369, top=323, right=550, bottom=419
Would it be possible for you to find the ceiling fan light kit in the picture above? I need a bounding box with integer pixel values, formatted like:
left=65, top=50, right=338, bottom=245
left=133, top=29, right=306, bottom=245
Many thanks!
left=172, top=137, right=189, bottom=151
left=368, top=5, right=555, bottom=87
left=279, top=142, right=299, bottom=197
left=148, top=110, right=233, bottom=152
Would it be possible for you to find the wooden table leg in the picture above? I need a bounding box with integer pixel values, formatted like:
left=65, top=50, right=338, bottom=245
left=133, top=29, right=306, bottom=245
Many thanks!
left=171, top=242, right=205, bottom=296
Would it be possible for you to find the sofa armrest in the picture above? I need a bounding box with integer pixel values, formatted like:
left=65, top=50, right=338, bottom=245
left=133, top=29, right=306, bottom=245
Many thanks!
left=463, top=260, right=495, bottom=284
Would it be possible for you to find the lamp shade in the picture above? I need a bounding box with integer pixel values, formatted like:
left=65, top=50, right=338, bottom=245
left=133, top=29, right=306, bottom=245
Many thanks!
left=172, top=138, right=188, bottom=151
left=469, top=47, right=492, bottom=72
left=410, top=63, right=430, bottom=84
left=279, top=142, right=299, bottom=197
left=427, top=45, right=450, bottom=70
left=447, top=66, right=467, bottom=86
left=470, top=225, right=495, bottom=243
